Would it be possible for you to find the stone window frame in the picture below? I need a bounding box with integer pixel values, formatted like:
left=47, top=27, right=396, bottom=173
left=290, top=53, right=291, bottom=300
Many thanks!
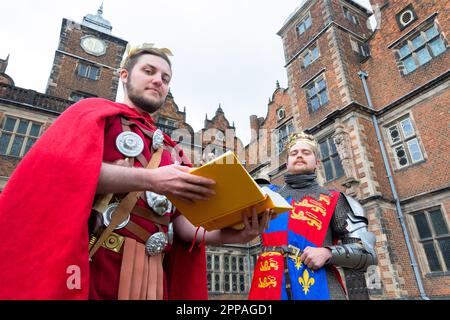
left=349, top=36, right=370, bottom=59
left=206, top=255, right=212, bottom=291
left=69, top=90, right=97, bottom=102
left=395, top=4, right=418, bottom=31
left=156, top=116, right=178, bottom=136
left=275, top=119, right=295, bottom=155
left=296, top=12, right=312, bottom=36
left=206, top=252, right=248, bottom=294
left=76, top=61, right=100, bottom=80
left=304, top=74, right=330, bottom=113
left=394, top=21, right=448, bottom=76
left=0, top=115, right=43, bottom=158
left=384, top=114, right=425, bottom=170
left=301, top=42, right=320, bottom=68
left=410, top=206, right=450, bottom=274
left=314, top=126, right=343, bottom=186
left=206, top=253, right=223, bottom=293
left=318, top=135, right=345, bottom=182
left=276, top=106, right=286, bottom=123
left=223, top=254, right=247, bottom=294
left=342, top=5, right=360, bottom=26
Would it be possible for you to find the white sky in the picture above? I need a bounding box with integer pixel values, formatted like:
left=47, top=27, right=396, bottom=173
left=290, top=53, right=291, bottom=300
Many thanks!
left=0, top=0, right=372, bottom=145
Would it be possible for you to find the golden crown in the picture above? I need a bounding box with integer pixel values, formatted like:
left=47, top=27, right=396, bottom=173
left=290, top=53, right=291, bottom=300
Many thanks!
left=285, top=132, right=319, bottom=154
left=120, top=43, right=173, bottom=68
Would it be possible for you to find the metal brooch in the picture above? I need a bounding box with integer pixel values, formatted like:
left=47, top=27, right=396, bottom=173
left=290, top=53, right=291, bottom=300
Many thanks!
left=152, top=129, right=164, bottom=150
left=102, top=203, right=130, bottom=230
left=145, top=191, right=173, bottom=216
left=116, top=131, right=144, bottom=157
left=145, top=232, right=168, bottom=256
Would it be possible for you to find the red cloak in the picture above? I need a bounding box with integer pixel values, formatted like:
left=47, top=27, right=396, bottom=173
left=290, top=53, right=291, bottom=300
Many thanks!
left=0, top=98, right=207, bottom=300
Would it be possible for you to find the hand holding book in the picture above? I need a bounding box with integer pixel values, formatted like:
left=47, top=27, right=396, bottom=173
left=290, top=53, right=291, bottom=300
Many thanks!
left=167, top=151, right=292, bottom=231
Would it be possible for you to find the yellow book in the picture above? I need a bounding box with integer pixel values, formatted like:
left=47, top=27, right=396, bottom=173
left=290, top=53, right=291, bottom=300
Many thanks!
left=168, top=151, right=293, bottom=231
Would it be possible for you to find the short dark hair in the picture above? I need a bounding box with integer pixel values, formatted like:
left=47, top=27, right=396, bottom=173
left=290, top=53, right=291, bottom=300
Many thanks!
left=121, top=47, right=172, bottom=73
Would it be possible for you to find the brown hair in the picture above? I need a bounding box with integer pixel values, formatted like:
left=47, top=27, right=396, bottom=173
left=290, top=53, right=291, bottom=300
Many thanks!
left=121, top=47, right=172, bottom=73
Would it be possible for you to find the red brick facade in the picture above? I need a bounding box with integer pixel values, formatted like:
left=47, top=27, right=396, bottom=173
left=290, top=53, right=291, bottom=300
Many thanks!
left=45, top=18, right=127, bottom=101
left=245, top=0, right=449, bottom=299
left=1, top=1, right=448, bottom=300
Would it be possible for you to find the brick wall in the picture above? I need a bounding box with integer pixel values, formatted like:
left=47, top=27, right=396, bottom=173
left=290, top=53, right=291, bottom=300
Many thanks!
left=380, top=85, right=450, bottom=199
left=245, top=87, right=293, bottom=176
left=46, top=19, right=127, bottom=101
left=362, top=0, right=450, bottom=109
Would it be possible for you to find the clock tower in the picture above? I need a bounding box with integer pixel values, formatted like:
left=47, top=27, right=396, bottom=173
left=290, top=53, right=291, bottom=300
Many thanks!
left=45, top=4, right=128, bottom=102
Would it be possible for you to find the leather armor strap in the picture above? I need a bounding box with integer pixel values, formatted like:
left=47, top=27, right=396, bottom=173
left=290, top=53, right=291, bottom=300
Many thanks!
left=120, top=120, right=149, bottom=203
left=121, top=118, right=155, bottom=140
left=284, top=255, right=293, bottom=300
left=132, top=205, right=170, bottom=226
left=120, top=117, right=178, bottom=162
left=120, top=121, right=136, bottom=167
left=125, top=220, right=151, bottom=243
left=89, top=146, right=164, bottom=258
left=92, top=158, right=133, bottom=215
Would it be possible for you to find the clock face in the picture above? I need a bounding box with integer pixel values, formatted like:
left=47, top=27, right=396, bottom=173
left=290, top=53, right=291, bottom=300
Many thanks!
left=80, top=36, right=107, bottom=56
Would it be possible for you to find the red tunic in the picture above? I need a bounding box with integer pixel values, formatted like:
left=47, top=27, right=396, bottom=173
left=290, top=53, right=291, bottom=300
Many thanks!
left=0, top=98, right=207, bottom=300
left=89, top=114, right=175, bottom=299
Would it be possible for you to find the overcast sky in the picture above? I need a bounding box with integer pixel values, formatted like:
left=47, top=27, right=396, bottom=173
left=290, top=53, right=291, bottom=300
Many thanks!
left=0, top=0, right=372, bottom=145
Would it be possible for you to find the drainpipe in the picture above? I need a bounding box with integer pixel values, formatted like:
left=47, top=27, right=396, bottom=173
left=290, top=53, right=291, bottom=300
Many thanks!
left=358, top=71, right=429, bottom=300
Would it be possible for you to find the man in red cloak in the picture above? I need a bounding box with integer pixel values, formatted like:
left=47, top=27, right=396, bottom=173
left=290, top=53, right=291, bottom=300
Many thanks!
left=0, top=45, right=268, bottom=300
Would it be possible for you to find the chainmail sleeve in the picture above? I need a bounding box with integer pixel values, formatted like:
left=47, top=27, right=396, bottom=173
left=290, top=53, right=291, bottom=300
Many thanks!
left=330, top=194, right=351, bottom=241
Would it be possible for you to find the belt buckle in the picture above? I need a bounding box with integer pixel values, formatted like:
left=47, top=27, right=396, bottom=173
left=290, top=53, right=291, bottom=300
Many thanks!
left=287, top=244, right=301, bottom=260
left=102, top=232, right=125, bottom=253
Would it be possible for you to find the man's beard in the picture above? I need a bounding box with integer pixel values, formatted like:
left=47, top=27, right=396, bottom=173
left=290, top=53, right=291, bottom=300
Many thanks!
left=126, top=81, right=165, bottom=113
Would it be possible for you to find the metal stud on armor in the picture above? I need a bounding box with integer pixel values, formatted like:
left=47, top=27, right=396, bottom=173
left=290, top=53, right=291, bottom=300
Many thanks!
left=102, top=203, right=130, bottom=230
left=116, top=131, right=144, bottom=157
left=152, top=129, right=164, bottom=150
left=145, top=191, right=173, bottom=216
left=145, top=232, right=168, bottom=256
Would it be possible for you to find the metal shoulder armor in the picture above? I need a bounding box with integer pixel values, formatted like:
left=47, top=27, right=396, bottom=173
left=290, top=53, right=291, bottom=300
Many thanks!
left=326, top=194, right=378, bottom=271
left=343, top=194, right=377, bottom=255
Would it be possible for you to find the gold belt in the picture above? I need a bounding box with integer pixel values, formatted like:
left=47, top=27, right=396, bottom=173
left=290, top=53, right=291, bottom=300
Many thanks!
left=89, top=232, right=125, bottom=254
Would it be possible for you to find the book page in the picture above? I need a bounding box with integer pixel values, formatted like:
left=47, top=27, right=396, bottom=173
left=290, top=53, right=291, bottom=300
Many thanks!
left=260, top=186, right=292, bottom=208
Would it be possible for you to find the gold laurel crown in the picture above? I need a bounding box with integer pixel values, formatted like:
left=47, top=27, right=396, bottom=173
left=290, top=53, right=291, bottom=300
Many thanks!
left=121, top=43, right=173, bottom=68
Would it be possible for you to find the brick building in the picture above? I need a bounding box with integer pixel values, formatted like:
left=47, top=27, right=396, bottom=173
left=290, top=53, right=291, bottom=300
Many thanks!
left=45, top=5, right=128, bottom=102
left=1, top=1, right=448, bottom=300
left=0, top=4, right=251, bottom=300
left=0, top=5, right=127, bottom=188
left=246, top=0, right=449, bottom=299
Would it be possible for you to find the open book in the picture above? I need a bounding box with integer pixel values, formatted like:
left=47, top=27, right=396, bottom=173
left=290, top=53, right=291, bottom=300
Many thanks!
left=168, top=151, right=293, bottom=231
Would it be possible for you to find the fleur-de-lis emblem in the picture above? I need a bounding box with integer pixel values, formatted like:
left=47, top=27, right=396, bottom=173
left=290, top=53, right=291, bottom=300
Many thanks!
left=291, top=256, right=303, bottom=270
left=298, top=269, right=315, bottom=295
left=258, top=276, right=277, bottom=289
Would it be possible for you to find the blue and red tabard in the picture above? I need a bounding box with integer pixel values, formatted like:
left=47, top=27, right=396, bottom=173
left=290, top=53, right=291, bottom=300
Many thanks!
left=249, top=191, right=341, bottom=300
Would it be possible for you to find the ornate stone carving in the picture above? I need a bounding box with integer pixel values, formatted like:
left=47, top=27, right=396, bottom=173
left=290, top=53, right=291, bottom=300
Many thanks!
left=333, top=121, right=360, bottom=197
